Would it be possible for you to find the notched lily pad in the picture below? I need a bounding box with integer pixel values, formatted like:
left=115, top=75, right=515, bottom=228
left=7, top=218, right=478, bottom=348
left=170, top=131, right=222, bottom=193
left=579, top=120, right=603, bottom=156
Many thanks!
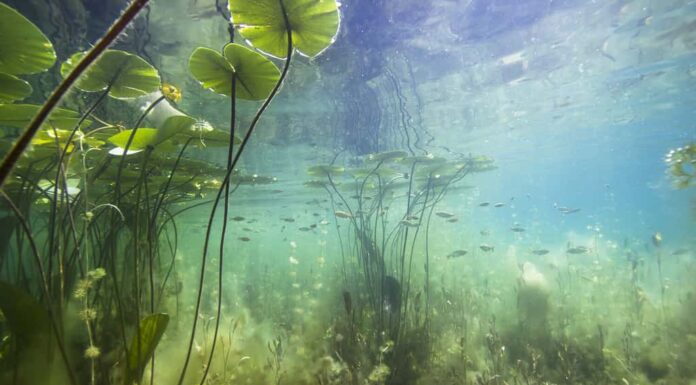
left=189, top=44, right=280, bottom=100
left=229, top=0, right=340, bottom=58
left=61, top=50, right=161, bottom=99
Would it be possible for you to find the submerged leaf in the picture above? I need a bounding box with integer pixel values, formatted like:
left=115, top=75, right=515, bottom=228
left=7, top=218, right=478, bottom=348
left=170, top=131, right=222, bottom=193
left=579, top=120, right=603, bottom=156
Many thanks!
left=0, top=3, right=56, bottom=75
left=229, top=0, right=340, bottom=58
left=189, top=44, right=280, bottom=100
left=124, top=313, right=169, bottom=385
left=61, top=50, right=161, bottom=99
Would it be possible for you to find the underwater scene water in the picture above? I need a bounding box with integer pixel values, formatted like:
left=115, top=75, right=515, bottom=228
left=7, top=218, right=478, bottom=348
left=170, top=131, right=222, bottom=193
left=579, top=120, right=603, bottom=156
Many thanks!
left=0, top=0, right=695, bottom=384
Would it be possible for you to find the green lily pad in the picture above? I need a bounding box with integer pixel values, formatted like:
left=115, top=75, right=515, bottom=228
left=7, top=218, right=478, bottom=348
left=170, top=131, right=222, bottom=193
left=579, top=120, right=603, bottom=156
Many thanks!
left=0, top=104, right=92, bottom=131
left=124, top=313, right=169, bottom=385
left=61, top=50, right=161, bottom=99
left=107, top=128, right=158, bottom=154
left=0, top=3, right=56, bottom=75
left=0, top=72, right=32, bottom=102
left=189, top=43, right=280, bottom=100
left=228, top=0, right=340, bottom=58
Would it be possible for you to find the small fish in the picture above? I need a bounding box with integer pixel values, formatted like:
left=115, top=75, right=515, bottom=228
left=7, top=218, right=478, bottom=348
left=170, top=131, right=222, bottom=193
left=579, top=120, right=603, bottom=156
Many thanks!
left=447, top=218, right=459, bottom=223
left=447, top=250, right=468, bottom=258
left=567, top=246, right=588, bottom=254
left=299, top=227, right=311, bottom=232
left=480, top=230, right=490, bottom=236
left=242, top=227, right=253, bottom=232
left=231, top=216, right=245, bottom=222
left=480, top=244, right=494, bottom=252
left=558, top=207, right=581, bottom=214
left=334, top=210, right=353, bottom=219
left=312, top=213, right=321, bottom=217
left=652, top=232, right=662, bottom=247
left=281, top=217, right=295, bottom=223
left=510, top=226, right=525, bottom=233
left=406, top=215, right=419, bottom=221
left=239, top=236, right=251, bottom=242
left=400, top=220, right=420, bottom=227
left=270, top=189, right=284, bottom=194
left=493, top=202, right=505, bottom=208
left=671, top=248, right=689, bottom=256
left=435, top=211, right=454, bottom=218
left=532, top=249, right=549, bottom=255
left=479, top=202, right=490, bottom=207
left=309, top=224, right=317, bottom=229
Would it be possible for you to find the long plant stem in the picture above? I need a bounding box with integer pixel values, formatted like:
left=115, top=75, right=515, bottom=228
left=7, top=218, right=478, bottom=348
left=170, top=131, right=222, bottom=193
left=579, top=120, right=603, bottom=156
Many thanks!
left=177, top=5, right=294, bottom=384
left=0, top=0, right=151, bottom=188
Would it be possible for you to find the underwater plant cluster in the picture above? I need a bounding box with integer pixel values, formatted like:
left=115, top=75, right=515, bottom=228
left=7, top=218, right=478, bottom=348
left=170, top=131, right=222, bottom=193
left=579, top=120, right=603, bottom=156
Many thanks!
left=1, top=1, right=695, bottom=385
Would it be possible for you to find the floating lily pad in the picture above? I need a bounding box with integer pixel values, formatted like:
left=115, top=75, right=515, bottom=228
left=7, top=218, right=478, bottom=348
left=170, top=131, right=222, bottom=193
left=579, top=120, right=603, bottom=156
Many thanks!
left=0, top=3, right=56, bottom=75
left=61, top=50, right=161, bottom=99
left=107, top=128, right=158, bottom=155
left=0, top=72, right=32, bottom=102
left=189, top=44, right=280, bottom=100
left=124, top=313, right=169, bottom=385
left=229, top=0, right=340, bottom=58
left=0, top=104, right=91, bottom=131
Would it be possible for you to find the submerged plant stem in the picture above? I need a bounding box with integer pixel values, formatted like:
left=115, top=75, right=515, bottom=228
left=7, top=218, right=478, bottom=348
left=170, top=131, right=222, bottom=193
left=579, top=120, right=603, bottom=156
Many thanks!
left=177, top=5, right=295, bottom=384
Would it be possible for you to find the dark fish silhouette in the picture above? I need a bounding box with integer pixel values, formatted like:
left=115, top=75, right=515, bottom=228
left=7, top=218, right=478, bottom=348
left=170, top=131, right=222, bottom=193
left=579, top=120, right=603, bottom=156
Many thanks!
left=382, top=275, right=402, bottom=314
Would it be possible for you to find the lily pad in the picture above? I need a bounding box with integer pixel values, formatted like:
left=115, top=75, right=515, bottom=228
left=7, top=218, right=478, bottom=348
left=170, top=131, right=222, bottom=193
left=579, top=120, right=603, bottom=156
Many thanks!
left=0, top=72, right=32, bottom=102
left=107, top=128, right=158, bottom=155
left=0, top=3, right=56, bottom=75
left=124, top=313, right=169, bottom=385
left=61, top=50, right=161, bottom=99
left=228, top=0, right=340, bottom=58
left=0, top=104, right=92, bottom=131
left=189, top=44, right=280, bottom=100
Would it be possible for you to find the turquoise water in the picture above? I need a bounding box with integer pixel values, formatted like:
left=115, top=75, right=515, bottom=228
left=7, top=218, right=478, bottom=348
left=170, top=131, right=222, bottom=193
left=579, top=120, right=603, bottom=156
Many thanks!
left=0, top=0, right=694, bottom=384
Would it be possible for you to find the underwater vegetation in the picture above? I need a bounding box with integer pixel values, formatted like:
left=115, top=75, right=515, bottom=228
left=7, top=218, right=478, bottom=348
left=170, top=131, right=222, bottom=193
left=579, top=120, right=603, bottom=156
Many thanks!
left=0, top=1, right=695, bottom=385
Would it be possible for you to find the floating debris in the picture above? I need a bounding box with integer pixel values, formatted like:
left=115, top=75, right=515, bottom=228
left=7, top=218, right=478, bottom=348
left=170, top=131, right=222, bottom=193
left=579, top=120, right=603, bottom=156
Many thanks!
left=334, top=210, right=353, bottom=219
left=239, top=236, right=251, bottom=242
left=480, top=244, right=495, bottom=252
left=447, top=250, right=468, bottom=258
left=319, top=220, right=329, bottom=225
left=479, top=202, right=490, bottom=207
left=493, top=202, right=505, bottom=208
left=435, top=211, right=455, bottom=218
left=289, top=256, right=299, bottom=265
left=532, top=249, right=550, bottom=255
